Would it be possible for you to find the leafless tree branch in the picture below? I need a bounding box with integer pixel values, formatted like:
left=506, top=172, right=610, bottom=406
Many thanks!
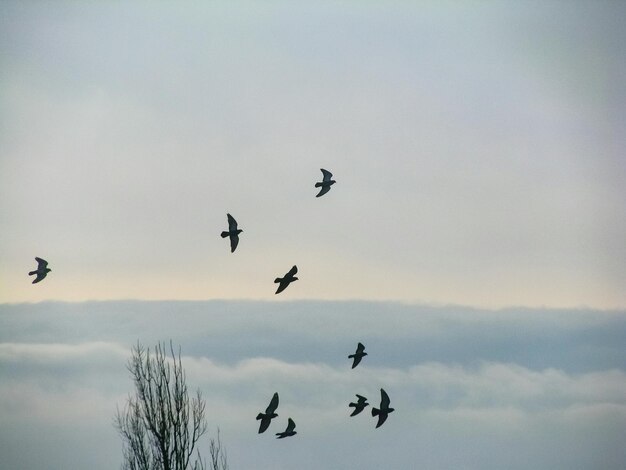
left=115, top=341, right=224, bottom=470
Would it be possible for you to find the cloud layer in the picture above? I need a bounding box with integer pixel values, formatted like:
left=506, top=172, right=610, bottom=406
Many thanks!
left=1, top=300, right=625, bottom=469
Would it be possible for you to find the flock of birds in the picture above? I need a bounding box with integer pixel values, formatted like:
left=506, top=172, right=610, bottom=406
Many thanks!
left=28, top=168, right=394, bottom=439
left=256, top=339, right=395, bottom=439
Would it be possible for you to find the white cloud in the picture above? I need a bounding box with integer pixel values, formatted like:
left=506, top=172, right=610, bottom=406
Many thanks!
left=0, top=341, right=128, bottom=362
left=182, top=356, right=626, bottom=411
left=4, top=344, right=624, bottom=469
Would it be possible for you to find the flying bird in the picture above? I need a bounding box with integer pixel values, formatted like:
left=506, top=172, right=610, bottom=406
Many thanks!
left=371, top=388, right=394, bottom=428
left=220, top=213, right=243, bottom=253
left=349, top=394, right=369, bottom=417
left=315, top=168, right=336, bottom=197
left=274, top=265, right=298, bottom=294
left=349, top=342, right=367, bottom=369
left=29, top=257, right=51, bottom=284
left=256, top=392, right=279, bottom=433
left=275, top=418, right=297, bottom=439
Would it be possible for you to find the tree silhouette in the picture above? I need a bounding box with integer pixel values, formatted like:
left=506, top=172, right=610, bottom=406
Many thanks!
left=115, top=341, right=228, bottom=470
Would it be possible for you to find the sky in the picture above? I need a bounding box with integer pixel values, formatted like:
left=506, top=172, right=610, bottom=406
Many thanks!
left=1, top=1, right=625, bottom=469
left=0, top=0, right=624, bottom=308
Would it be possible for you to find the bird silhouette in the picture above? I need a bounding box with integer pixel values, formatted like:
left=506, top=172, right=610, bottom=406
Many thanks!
left=275, top=418, right=297, bottom=439
left=256, top=392, right=279, bottom=433
left=274, top=265, right=298, bottom=294
left=220, top=213, right=243, bottom=253
left=29, top=257, right=51, bottom=284
left=349, top=394, right=369, bottom=417
left=315, top=168, right=336, bottom=197
left=349, top=342, right=367, bottom=369
left=371, top=388, right=394, bottom=428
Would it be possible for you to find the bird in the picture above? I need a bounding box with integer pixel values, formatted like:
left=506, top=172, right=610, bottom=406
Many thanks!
left=349, top=342, right=367, bottom=369
left=274, top=265, right=298, bottom=294
left=220, top=213, right=243, bottom=253
left=315, top=168, right=336, bottom=197
left=29, top=257, right=51, bottom=284
left=371, top=388, right=394, bottom=428
left=256, top=392, right=279, bottom=433
left=349, top=394, right=369, bottom=417
left=275, top=418, right=297, bottom=439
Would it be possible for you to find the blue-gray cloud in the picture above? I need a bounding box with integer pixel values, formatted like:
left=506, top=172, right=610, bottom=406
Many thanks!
left=1, top=300, right=625, bottom=469
left=2, top=300, right=624, bottom=372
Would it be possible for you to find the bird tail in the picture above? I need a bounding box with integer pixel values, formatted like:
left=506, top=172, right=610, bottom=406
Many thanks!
left=315, top=182, right=322, bottom=187
left=372, top=408, right=380, bottom=417
left=256, top=413, right=265, bottom=421
left=28, top=270, right=37, bottom=276
left=274, top=278, right=282, bottom=283
left=220, top=231, right=229, bottom=238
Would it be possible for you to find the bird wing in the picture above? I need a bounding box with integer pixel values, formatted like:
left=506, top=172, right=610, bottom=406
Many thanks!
left=356, top=342, right=365, bottom=354
left=356, top=394, right=367, bottom=402
left=315, top=186, right=331, bottom=197
left=320, top=168, right=333, bottom=181
left=258, top=417, right=271, bottom=434
left=35, top=257, right=48, bottom=269
left=351, top=355, right=362, bottom=369
left=227, top=213, right=238, bottom=231
left=286, top=418, right=296, bottom=433
left=230, top=234, right=239, bottom=253
left=376, top=412, right=388, bottom=428
left=287, top=265, right=298, bottom=277
left=32, top=272, right=47, bottom=284
left=266, top=392, right=279, bottom=414
left=380, top=389, right=390, bottom=408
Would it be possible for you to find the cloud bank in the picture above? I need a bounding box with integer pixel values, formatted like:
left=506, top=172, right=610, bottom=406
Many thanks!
left=1, top=300, right=624, bottom=469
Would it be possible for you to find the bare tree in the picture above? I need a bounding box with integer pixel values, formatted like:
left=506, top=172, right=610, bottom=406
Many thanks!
left=115, top=341, right=228, bottom=470
left=208, top=428, right=228, bottom=470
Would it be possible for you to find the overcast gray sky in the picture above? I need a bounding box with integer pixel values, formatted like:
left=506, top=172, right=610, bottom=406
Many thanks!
left=1, top=0, right=624, bottom=308
left=1, top=2, right=625, bottom=469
